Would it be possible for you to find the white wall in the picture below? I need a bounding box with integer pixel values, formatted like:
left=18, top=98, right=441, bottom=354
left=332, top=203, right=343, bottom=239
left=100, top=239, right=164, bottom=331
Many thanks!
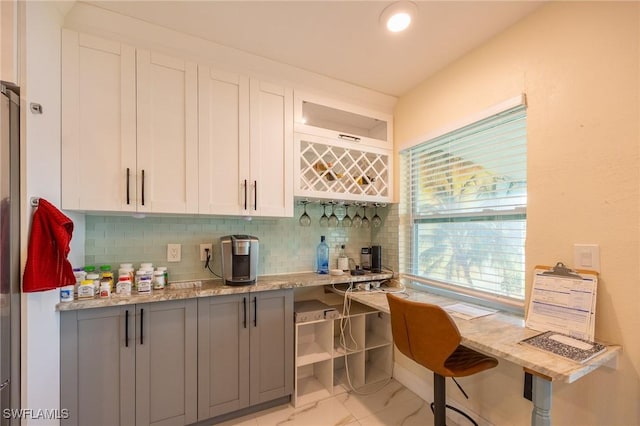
left=20, top=2, right=84, bottom=424
left=394, top=2, right=639, bottom=425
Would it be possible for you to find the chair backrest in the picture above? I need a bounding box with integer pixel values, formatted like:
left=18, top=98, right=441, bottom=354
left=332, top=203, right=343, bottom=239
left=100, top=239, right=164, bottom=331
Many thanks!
left=387, top=293, right=462, bottom=376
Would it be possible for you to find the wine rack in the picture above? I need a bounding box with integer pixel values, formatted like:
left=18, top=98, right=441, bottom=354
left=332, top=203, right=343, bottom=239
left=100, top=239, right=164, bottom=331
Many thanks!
left=295, top=133, right=392, bottom=202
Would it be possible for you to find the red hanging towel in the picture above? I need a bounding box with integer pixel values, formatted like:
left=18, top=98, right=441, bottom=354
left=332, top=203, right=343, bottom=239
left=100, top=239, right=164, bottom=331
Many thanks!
left=23, top=198, right=76, bottom=292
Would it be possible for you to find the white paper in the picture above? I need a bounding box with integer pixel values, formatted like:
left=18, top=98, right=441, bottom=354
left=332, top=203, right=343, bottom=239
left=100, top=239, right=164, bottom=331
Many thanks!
left=444, top=303, right=497, bottom=320
left=526, top=272, right=597, bottom=341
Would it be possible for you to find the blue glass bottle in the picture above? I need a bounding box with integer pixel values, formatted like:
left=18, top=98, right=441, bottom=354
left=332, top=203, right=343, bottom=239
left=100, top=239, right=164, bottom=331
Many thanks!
left=316, top=236, right=329, bottom=274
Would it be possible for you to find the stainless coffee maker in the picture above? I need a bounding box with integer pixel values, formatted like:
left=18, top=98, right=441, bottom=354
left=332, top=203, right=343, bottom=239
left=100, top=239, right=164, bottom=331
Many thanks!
left=220, top=235, right=259, bottom=285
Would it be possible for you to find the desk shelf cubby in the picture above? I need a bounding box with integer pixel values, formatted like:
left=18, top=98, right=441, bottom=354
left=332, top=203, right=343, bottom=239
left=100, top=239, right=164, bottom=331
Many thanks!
left=293, top=301, right=392, bottom=407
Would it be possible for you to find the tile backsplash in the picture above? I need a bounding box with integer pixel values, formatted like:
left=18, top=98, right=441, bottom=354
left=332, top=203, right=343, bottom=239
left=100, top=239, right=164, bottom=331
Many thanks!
left=372, top=203, right=399, bottom=274
left=84, top=203, right=388, bottom=282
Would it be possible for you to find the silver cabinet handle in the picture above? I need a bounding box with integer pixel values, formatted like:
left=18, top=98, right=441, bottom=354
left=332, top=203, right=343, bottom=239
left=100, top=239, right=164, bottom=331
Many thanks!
left=0, top=379, right=10, bottom=390
left=339, top=133, right=360, bottom=142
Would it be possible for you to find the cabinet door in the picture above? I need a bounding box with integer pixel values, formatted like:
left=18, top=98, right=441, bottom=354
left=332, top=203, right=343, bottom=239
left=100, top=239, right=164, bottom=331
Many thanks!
left=197, top=294, right=250, bottom=420
left=198, top=66, right=249, bottom=215
left=249, top=289, right=294, bottom=405
left=135, top=299, right=197, bottom=426
left=136, top=50, right=198, bottom=214
left=61, top=30, right=137, bottom=212
left=60, top=306, right=136, bottom=426
left=248, top=80, right=294, bottom=217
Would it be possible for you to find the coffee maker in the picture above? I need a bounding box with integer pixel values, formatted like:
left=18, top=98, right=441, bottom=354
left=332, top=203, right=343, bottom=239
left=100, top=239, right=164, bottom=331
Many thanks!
left=361, top=245, right=382, bottom=272
left=371, top=245, right=382, bottom=273
left=220, top=235, right=259, bottom=285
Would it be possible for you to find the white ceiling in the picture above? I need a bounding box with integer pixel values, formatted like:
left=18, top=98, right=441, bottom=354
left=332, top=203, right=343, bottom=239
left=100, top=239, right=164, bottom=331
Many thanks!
left=83, top=1, right=544, bottom=97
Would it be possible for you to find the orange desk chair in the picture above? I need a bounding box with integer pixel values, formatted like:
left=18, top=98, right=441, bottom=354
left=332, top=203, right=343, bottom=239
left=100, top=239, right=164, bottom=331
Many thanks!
left=386, top=293, right=498, bottom=426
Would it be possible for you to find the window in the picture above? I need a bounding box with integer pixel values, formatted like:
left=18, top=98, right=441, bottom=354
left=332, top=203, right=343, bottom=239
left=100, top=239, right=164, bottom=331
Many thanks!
left=400, top=100, right=527, bottom=307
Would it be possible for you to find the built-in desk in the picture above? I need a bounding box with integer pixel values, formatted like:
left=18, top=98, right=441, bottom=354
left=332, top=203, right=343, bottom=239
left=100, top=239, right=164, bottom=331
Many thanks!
left=346, top=287, right=621, bottom=426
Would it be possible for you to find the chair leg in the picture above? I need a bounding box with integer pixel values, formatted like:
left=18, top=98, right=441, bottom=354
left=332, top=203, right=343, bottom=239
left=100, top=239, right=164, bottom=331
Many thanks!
left=433, top=372, right=446, bottom=426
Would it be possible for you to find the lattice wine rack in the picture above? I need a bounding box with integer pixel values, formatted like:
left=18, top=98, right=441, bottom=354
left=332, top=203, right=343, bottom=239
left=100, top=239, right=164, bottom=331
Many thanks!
left=296, top=137, right=391, bottom=202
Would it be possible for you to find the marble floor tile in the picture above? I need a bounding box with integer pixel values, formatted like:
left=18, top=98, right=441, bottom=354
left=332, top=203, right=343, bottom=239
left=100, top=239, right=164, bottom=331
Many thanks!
left=255, top=397, right=356, bottom=426
left=211, top=379, right=461, bottom=426
left=335, top=379, right=419, bottom=420
left=212, top=412, right=258, bottom=426
left=356, top=397, right=434, bottom=426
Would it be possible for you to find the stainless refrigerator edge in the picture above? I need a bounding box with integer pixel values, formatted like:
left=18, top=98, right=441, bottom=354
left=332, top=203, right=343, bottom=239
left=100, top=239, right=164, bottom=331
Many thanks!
left=0, top=81, right=20, bottom=425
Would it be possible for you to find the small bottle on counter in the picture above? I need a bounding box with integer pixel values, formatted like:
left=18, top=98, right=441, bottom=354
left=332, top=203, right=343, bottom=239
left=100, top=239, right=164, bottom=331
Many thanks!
left=101, top=272, right=114, bottom=292
left=60, top=285, right=74, bottom=302
left=73, top=267, right=86, bottom=297
left=119, top=264, right=135, bottom=284
left=153, top=270, right=165, bottom=290
left=156, top=266, right=168, bottom=287
left=77, top=279, right=95, bottom=299
left=99, top=282, right=111, bottom=298
left=86, top=272, right=100, bottom=296
left=337, top=245, right=349, bottom=272
left=116, top=276, right=132, bottom=296
left=99, top=264, right=112, bottom=277
left=137, top=277, right=152, bottom=294
left=136, top=268, right=153, bottom=294
left=316, top=236, right=329, bottom=275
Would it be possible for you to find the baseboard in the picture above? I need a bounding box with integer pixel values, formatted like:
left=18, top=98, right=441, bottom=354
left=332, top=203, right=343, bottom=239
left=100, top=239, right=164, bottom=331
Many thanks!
left=392, top=362, right=493, bottom=426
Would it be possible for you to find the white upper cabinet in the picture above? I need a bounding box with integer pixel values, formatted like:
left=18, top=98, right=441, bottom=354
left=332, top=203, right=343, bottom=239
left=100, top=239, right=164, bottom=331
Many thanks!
left=61, top=30, right=137, bottom=212
left=294, top=92, right=393, bottom=150
left=136, top=50, right=198, bottom=214
left=199, top=68, right=293, bottom=217
left=248, top=80, right=293, bottom=217
left=61, top=30, right=198, bottom=214
left=198, top=67, right=249, bottom=216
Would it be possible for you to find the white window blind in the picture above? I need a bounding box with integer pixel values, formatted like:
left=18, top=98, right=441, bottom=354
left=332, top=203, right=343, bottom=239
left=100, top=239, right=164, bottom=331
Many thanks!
left=400, top=103, right=527, bottom=303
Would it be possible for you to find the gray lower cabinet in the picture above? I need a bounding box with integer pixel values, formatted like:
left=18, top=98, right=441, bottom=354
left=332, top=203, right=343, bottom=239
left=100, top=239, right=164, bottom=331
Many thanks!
left=198, top=289, right=294, bottom=420
left=60, top=299, right=197, bottom=426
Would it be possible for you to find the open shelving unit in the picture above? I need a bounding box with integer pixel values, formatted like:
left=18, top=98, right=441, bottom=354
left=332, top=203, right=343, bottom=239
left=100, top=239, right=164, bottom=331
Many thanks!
left=293, top=301, right=393, bottom=407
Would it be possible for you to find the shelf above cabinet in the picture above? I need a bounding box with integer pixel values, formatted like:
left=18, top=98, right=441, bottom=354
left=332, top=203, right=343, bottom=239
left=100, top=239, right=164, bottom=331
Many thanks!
left=294, top=91, right=393, bottom=150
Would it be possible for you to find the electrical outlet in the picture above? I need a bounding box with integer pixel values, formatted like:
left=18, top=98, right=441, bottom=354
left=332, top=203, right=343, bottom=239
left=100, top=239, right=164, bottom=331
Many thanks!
left=167, top=244, right=181, bottom=262
left=200, top=243, right=213, bottom=261
left=574, top=244, right=600, bottom=272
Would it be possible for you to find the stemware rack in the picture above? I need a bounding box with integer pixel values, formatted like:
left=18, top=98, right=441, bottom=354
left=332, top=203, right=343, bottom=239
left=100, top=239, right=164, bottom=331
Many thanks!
left=297, top=200, right=386, bottom=228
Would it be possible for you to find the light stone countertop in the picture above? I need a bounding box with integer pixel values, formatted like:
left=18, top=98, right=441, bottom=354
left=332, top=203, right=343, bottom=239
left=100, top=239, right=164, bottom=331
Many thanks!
left=346, top=286, right=622, bottom=384
left=56, top=271, right=394, bottom=312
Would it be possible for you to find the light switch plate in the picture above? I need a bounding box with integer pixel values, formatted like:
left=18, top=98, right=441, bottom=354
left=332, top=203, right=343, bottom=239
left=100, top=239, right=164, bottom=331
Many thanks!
left=573, top=244, right=599, bottom=272
left=167, top=243, right=181, bottom=262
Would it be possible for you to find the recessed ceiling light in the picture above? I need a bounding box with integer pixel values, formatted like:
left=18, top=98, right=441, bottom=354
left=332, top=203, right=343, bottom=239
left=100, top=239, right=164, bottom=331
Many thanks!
left=380, top=1, right=417, bottom=33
